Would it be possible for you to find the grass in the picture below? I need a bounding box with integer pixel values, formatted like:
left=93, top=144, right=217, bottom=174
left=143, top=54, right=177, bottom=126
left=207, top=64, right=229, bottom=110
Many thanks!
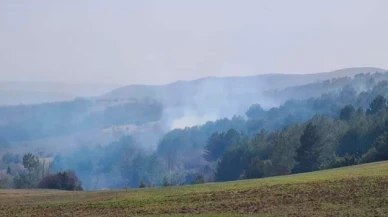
left=1, top=161, right=388, bottom=216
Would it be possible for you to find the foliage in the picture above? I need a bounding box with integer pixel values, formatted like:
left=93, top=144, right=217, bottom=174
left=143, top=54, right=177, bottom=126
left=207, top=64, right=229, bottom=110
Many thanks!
left=340, top=105, right=356, bottom=121
left=292, top=123, right=321, bottom=173
left=151, top=77, right=388, bottom=186
left=244, top=157, right=267, bottom=179
left=22, top=153, right=39, bottom=173
left=162, top=177, right=170, bottom=187
left=139, top=180, right=146, bottom=188
left=366, top=95, right=387, bottom=115
left=0, top=98, right=163, bottom=142
left=4, top=72, right=388, bottom=191
left=0, top=174, right=12, bottom=189
left=203, top=129, right=242, bottom=162
left=215, top=146, right=249, bottom=181
left=13, top=173, right=31, bottom=189
left=51, top=136, right=164, bottom=190
left=191, top=174, right=205, bottom=185
left=368, top=132, right=388, bottom=161
left=360, top=148, right=378, bottom=164
left=38, top=170, right=83, bottom=191
left=157, top=116, right=247, bottom=171
left=213, top=94, right=388, bottom=182
left=245, top=104, right=266, bottom=119
left=11, top=153, right=42, bottom=189
left=327, top=155, right=359, bottom=169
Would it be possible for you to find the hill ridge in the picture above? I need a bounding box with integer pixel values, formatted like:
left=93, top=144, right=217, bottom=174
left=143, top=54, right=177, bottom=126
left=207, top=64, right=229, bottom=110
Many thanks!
left=103, top=67, right=386, bottom=101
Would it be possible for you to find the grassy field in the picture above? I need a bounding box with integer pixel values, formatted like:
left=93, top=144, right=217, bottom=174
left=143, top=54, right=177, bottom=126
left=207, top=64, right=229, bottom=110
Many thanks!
left=1, top=162, right=388, bottom=217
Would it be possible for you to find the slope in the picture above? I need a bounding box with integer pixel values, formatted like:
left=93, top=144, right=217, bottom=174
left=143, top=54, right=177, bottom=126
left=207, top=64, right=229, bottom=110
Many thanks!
left=1, top=161, right=388, bottom=216
left=102, top=67, right=386, bottom=116
left=103, top=67, right=385, bottom=101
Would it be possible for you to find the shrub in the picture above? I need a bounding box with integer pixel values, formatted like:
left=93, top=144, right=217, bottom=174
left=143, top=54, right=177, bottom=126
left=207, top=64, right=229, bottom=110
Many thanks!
left=328, top=155, right=359, bottom=169
left=38, top=171, right=82, bottom=191
left=191, top=174, right=205, bottom=185
left=139, top=180, right=146, bottom=188
left=38, top=174, right=61, bottom=189
left=360, top=148, right=378, bottom=164
left=13, top=173, right=31, bottom=189
left=162, top=177, right=170, bottom=187
left=245, top=159, right=288, bottom=179
left=0, top=174, right=12, bottom=189
left=359, top=132, right=388, bottom=164
left=245, top=157, right=266, bottom=179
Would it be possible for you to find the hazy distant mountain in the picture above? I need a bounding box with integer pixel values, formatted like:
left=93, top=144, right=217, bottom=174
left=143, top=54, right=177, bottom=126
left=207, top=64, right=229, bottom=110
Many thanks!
left=0, top=81, right=120, bottom=105
left=0, top=90, right=76, bottom=105
left=1, top=67, right=384, bottom=113
left=103, top=67, right=386, bottom=112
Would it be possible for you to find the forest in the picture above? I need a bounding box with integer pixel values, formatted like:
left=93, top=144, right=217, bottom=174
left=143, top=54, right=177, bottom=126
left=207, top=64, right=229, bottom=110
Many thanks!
left=1, top=71, right=388, bottom=190
left=0, top=98, right=163, bottom=142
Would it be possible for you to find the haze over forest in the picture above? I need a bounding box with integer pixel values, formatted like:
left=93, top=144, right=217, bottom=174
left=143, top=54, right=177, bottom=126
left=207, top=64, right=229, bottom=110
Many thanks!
left=2, top=1, right=388, bottom=192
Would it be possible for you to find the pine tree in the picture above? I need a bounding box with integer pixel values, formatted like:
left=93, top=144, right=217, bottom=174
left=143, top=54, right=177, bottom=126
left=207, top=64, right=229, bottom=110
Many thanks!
left=367, top=95, right=387, bottom=115
left=292, top=123, right=320, bottom=174
left=6, top=166, right=11, bottom=175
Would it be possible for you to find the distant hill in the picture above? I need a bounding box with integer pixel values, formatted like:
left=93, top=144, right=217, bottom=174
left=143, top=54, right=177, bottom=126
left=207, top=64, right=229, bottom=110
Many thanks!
left=0, top=98, right=163, bottom=143
left=0, top=81, right=120, bottom=105
left=267, top=69, right=388, bottom=102
left=102, top=67, right=386, bottom=116
left=104, top=67, right=385, bottom=100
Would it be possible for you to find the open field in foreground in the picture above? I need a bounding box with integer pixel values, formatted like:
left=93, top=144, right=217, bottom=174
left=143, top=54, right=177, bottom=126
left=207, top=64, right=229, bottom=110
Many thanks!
left=1, top=161, right=388, bottom=217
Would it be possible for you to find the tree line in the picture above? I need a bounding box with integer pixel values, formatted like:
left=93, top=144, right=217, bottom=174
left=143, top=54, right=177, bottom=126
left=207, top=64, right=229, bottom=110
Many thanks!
left=208, top=95, right=388, bottom=182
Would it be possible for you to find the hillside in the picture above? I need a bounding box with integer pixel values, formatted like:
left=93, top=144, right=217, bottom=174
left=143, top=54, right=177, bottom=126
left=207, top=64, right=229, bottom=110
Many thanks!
left=0, top=98, right=163, bottom=143
left=1, top=161, right=388, bottom=216
left=267, top=68, right=388, bottom=102
left=102, top=67, right=385, bottom=117
left=103, top=67, right=385, bottom=102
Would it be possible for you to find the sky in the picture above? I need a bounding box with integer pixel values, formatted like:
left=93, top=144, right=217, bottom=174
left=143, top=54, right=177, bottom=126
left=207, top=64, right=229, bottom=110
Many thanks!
left=1, top=0, right=388, bottom=85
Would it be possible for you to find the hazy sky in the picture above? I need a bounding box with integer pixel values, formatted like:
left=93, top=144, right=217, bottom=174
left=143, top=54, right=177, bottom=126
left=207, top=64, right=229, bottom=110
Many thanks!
left=1, top=0, right=388, bottom=85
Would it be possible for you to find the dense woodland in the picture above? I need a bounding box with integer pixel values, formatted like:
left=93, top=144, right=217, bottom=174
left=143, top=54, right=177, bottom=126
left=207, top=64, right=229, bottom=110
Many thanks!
left=2, top=72, right=388, bottom=190
left=0, top=98, right=163, bottom=142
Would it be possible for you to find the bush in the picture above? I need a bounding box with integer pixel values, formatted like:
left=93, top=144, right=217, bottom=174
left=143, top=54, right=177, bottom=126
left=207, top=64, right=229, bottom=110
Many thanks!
left=360, top=148, right=378, bottom=164
left=191, top=174, right=205, bottom=185
left=162, top=177, right=170, bottom=187
left=359, top=132, right=388, bottom=164
left=139, top=180, right=146, bottom=188
left=372, top=132, right=388, bottom=161
left=0, top=174, right=13, bottom=189
left=328, top=155, right=359, bottom=169
left=215, top=147, right=247, bottom=182
left=38, top=171, right=82, bottom=191
left=245, top=159, right=289, bottom=179
left=13, top=173, right=31, bottom=189
left=38, top=174, right=61, bottom=189
left=245, top=157, right=266, bottom=179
